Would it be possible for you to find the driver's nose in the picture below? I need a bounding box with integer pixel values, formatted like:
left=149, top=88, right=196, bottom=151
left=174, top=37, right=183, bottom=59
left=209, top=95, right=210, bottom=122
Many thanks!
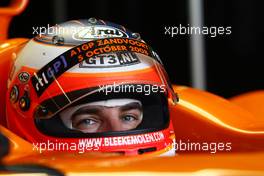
left=100, top=108, right=123, bottom=132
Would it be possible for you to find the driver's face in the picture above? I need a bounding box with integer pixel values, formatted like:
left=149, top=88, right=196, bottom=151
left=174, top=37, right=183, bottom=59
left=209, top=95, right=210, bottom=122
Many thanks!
left=61, top=102, right=143, bottom=133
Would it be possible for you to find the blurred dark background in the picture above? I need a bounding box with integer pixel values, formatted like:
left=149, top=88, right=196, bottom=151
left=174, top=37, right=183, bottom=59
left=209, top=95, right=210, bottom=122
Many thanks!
left=2, top=0, right=262, bottom=98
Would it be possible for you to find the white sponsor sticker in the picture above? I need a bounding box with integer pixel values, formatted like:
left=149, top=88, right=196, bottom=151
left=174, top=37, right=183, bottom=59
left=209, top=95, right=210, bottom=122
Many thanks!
left=79, top=52, right=140, bottom=68
left=73, top=25, right=128, bottom=41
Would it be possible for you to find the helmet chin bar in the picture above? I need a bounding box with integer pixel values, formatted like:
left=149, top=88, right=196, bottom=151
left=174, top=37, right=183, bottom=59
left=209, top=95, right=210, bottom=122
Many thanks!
left=34, top=115, right=174, bottom=156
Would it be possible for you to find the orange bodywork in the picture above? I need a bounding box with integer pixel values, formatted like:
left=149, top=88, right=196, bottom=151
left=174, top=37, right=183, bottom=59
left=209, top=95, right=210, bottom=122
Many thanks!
left=0, top=0, right=28, bottom=41
left=0, top=1, right=264, bottom=175
left=230, top=90, right=264, bottom=125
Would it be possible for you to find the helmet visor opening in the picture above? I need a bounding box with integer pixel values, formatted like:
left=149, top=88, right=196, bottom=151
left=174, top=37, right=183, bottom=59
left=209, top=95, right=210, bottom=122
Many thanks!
left=34, top=84, right=170, bottom=138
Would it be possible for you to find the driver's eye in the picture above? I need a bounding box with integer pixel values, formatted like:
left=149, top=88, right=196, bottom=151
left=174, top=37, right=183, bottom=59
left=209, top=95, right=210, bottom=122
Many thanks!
left=121, top=115, right=137, bottom=122
left=78, top=119, right=96, bottom=126
left=73, top=117, right=98, bottom=129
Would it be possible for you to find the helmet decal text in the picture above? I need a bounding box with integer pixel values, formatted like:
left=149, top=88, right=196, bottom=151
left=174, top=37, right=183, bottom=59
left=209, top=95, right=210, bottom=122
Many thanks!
left=79, top=52, right=140, bottom=68
left=31, top=38, right=159, bottom=97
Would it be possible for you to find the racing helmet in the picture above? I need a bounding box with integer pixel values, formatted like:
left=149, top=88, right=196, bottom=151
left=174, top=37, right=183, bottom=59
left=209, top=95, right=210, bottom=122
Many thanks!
left=6, top=18, right=178, bottom=156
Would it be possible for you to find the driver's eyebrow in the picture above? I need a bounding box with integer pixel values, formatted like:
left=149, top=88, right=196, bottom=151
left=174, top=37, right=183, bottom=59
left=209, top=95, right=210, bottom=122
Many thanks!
left=71, top=106, right=103, bottom=120
left=119, top=102, right=142, bottom=111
